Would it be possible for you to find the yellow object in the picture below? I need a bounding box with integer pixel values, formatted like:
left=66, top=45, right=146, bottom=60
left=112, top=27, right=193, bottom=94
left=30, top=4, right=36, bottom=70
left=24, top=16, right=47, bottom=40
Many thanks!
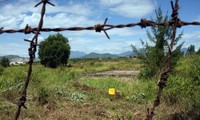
left=108, top=88, right=116, bottom=95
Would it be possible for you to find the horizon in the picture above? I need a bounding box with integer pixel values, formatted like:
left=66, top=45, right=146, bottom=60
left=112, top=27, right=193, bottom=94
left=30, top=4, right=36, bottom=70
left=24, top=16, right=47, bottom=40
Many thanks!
left=0, top=47, right=192, bottom=58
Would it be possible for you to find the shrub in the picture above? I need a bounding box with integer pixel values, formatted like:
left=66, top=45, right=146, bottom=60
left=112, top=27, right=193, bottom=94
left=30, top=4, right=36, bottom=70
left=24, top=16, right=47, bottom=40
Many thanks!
left=0, top=57, right=10, bottom=67
left=163, top=55, right=200, bottom=117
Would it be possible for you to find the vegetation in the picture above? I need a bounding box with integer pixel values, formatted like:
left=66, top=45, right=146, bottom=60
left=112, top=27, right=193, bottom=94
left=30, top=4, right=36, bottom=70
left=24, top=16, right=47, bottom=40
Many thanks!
left=0, top=57, right=10, bottom=67
left=197, top=47, right=200, bottom=54
left=0, top=56, right=199, bottom=119
left=0, top=65, right=4, bottom=75
left=0, top=7, right=199, bottom=120
left=163, top=54, right=200, bottom=119
left=186, top=44, right=195, bottom=55
left=38, top=33, right=71, bottom=68
left=132, top=8, right=183, bottom=79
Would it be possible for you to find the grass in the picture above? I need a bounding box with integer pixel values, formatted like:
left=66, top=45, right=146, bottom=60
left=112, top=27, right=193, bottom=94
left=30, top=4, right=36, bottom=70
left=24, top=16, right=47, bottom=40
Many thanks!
left=0, top=57, right=199, bottom=120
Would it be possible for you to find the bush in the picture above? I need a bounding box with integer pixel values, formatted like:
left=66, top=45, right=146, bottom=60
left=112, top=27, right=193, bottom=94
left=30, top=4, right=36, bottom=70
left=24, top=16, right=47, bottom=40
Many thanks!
left=0, top=57, right=10, bottom=67
left=163, top=54, right=200, bottom=117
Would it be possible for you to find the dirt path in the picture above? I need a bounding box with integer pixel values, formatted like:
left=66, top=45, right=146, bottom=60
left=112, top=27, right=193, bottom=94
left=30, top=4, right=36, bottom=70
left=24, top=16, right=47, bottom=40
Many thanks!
left=85, top=70, right=140, bottom=77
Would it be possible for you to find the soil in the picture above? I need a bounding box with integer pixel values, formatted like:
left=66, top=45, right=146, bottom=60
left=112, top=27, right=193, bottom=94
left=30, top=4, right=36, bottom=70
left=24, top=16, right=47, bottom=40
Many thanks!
left=85, top=70, right=140, bottom=77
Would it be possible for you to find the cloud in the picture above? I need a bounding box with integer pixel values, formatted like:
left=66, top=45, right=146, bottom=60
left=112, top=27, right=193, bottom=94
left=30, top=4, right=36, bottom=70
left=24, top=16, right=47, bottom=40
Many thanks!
left=182, top=31, right=200, bottom=48
left=182, top=31, right=200, bottom=40
left=99, top=0, right=155, bottom=18
left=108, top=28, right=145, bottom=36
left=46, top=2, right=93, bottom=16
left=0, top=0, right=152, bottom=56
left=0, top=0, right=92, bottom=16
left=69, top=37, right=141, bottom=54
left=0, top=0, right=96, bottom=29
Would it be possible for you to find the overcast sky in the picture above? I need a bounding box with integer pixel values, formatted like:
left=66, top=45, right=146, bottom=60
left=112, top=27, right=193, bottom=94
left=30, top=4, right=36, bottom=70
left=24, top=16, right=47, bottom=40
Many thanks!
left=0, top=0, right=200, bottom=57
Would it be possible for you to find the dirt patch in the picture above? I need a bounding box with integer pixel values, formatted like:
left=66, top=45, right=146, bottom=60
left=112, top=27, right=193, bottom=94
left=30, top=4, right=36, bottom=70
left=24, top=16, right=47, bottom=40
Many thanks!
left=73, top=82, right=96, bottom=92
left=85, top=70, right=139, bottom=77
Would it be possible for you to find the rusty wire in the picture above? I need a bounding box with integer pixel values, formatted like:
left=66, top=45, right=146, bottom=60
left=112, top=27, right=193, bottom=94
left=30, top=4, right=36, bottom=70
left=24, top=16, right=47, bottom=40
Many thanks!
left=145, top=0, right=179, bottom=119
left=14, top=0, right=55, bottom=120
left=1, top=19, right=200, bottom=39
left=0, top=0, right=199, bottom=119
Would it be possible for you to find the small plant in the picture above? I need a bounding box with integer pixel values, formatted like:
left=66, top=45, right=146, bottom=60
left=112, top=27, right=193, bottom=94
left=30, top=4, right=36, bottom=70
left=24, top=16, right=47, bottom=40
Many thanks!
left=70, top=92, right=86, bottom=101
left=54, top=87, right=71, bottom=98
left=125, top=93, right=146, bottom=104
left=38, top=87, right=49, bottom=105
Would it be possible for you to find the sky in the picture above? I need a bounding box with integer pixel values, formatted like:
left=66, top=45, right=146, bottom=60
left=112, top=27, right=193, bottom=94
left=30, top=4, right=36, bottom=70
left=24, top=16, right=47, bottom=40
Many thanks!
left=0, top=0, right=200, bottom=57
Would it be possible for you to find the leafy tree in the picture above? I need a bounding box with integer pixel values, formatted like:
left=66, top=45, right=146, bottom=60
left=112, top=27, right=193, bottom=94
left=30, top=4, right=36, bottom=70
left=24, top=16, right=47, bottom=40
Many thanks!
left=0, top=57, right=10, bottom=67
left=38, top=33, right=71, bottom=68
left=132, top=8, right=183, bottom=78
left=186, top=45, right=195, bottom=55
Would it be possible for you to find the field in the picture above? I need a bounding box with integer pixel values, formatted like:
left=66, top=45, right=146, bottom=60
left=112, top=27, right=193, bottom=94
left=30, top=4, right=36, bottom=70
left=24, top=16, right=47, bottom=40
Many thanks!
left=0, top=56, right=199, bottom=120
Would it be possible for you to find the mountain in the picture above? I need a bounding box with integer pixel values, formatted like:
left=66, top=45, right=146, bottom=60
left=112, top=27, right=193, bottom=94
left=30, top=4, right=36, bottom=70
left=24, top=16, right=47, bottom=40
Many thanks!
left=0, top=55, right=29, bottom=62
left=82, top=52, right=119, bottom=59
left=181, top=48, right=187, bottom=54
left=70, top=51, right=87, bottom=59
left=0, top=55, right=21, bottom=60
left=117, top=51, right=136, bottom=57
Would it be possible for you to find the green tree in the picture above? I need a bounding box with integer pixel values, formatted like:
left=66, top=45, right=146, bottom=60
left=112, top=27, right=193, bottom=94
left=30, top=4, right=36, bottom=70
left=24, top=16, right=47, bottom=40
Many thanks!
left=38, top=33, right=71, bottom=68
left=0, top=57, right=10, bottom=67
left=186, top=45, right=195, bottom=55
left=132, top=8, right=183, bottom=78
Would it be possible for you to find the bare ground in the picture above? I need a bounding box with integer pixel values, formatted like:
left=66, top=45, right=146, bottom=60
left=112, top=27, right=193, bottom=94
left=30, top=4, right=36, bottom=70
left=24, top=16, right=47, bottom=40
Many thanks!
left=85, top=70, right=140, bottom=77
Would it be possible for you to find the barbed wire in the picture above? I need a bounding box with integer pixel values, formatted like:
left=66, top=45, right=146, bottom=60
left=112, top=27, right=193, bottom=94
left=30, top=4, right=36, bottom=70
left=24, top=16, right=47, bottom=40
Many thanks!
left=1, top=19, right=200, bottom=39
left=145, top=0, right=179, bottom=119
left=14, top=0, right=55, bottom=120
left=0, top=0, right=199, bottom=119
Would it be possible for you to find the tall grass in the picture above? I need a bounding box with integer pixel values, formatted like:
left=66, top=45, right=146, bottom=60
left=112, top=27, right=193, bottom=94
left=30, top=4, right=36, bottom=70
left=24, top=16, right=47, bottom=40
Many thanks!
left=162, top=54, right=200, bottom=119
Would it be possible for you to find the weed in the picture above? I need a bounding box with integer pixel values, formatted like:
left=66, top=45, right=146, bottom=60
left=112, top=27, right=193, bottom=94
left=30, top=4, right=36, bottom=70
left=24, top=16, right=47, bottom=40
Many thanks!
left=70, top=92, right=86, bottom=101
left=125, top=93, right=146, bottom=104
left=37, top=87, right=49, bottom=105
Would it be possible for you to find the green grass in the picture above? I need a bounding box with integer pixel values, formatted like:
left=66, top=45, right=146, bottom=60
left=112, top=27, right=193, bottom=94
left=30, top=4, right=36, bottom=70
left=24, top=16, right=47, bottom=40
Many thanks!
left=0, top=57, right=199, bottom=120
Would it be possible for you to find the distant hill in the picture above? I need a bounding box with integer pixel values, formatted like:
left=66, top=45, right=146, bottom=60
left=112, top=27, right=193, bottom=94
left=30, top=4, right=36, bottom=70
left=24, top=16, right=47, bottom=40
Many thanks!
left=0, top=55, right=21, bottom=60
left=117, top=51, right=136, bottom=57
left=181, top=48, right=187, bottom=54
left=70, top=51, right=138, bottom=59
left=82, top=52, right=119, bottom=59
left=70, top=51, right=87, bottom=59
left=0, top=55, right=29, bottom=62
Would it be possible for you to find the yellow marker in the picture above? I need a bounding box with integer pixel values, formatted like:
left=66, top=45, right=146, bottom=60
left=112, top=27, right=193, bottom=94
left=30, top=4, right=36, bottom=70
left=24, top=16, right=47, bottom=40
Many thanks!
left=108, top=88, right=116, bottom=95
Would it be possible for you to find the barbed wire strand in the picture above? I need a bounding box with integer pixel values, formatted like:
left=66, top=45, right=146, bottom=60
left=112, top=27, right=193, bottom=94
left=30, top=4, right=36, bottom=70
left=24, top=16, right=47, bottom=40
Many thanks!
left=14, top=0, right=55, bottom=120
left=145, top=0, right=179, bottom=119
left=0, top=0, right=198, bottom=119
left=1, top=20, right=200, bottom=35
